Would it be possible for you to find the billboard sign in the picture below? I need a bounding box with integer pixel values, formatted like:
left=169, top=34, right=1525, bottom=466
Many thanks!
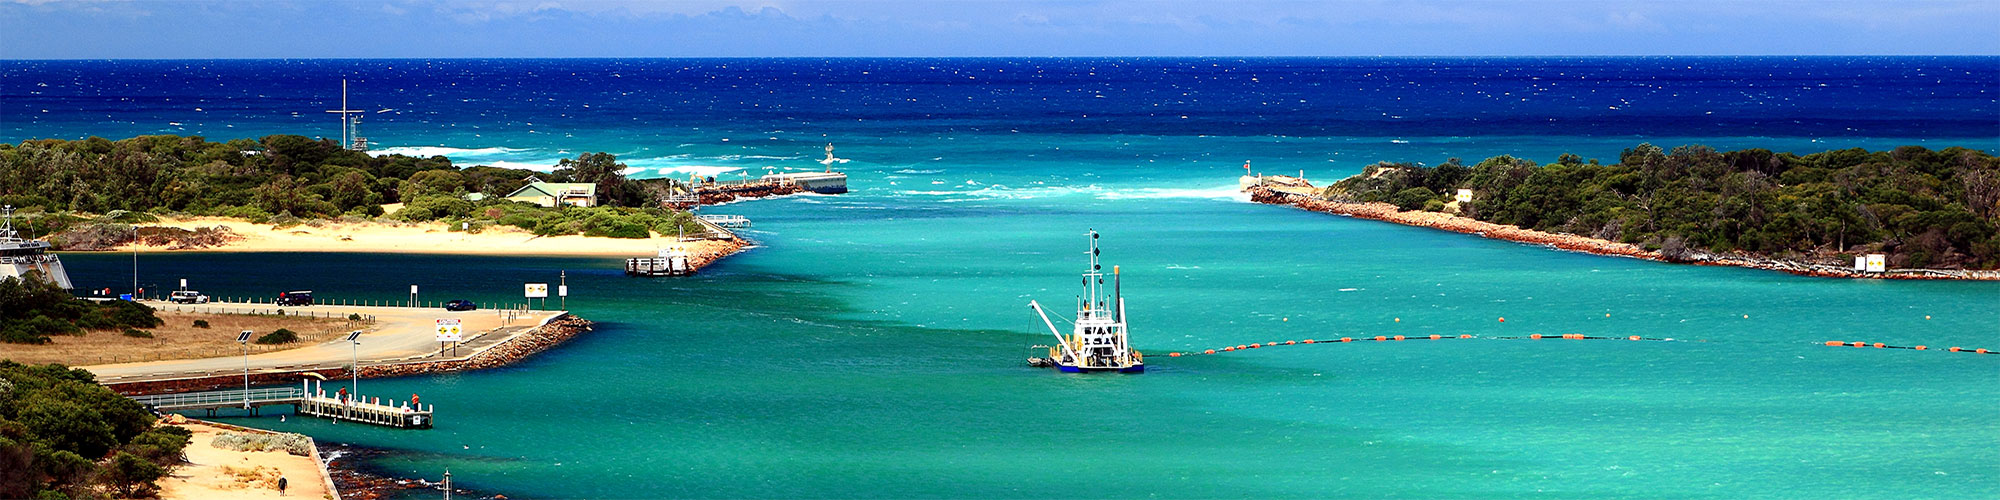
left=525, top=283, right=549, bottom=298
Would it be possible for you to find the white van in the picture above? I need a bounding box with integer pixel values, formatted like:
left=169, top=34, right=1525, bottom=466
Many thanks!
left=169, top=290, right=210, bottom=304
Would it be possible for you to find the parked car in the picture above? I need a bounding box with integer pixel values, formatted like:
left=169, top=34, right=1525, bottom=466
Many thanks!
left=444, top=299, right=477, bottom=311
left=275, top=290, right=314, bottom=306
left=169, top=290, right=210, bottom=304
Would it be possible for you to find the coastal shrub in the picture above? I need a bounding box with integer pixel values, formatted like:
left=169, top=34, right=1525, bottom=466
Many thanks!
left=0, top=362, right=173, bottom=497
left=102, top=452, right=164, bottom=497
left=253, top=329, right=298, bottom=345
left=0, top=275, right=161, bottom=343
left=1390, top=187, right=1438, bottom=211
left=192, top=319, right=210, bottom=328
left=394, top=194, right=474, bottom=222
left=217, top=205, right=273, bottom=224
left=347, top=313, right=361, bottom=321
left=119, top=328, right=152, bottom=339
left=209, top=431, right=313, bottom=456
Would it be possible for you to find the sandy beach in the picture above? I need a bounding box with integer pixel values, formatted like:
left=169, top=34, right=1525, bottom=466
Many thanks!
left=157, top=419, right=333, bottom=500
left=82, top=216, right=746, bottom=265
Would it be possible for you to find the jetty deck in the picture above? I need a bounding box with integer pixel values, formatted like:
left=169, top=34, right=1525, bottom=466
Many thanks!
left=130, top=380, right=435, bottom=429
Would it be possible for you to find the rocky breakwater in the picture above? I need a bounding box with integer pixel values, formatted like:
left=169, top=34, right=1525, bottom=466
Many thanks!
left=1248, top=187, right=2000, bottom=281
left=360, top=315, right=595, bottom=378
left=1249, top=187, right=1657, bottom=260
left=687, top=237, right=749, bottom=270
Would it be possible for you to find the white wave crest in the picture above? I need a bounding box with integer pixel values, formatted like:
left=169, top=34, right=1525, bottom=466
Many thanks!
left=368, top=146, right=526, bottom=158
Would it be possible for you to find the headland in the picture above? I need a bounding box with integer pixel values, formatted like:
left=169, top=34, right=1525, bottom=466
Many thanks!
left=1246, top=183, right=2000, bottom=281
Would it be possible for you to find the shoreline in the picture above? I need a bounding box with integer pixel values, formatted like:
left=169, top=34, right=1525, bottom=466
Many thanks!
left=1247, top=186, right=2000, bottom=281
left=56, top=216, right=749, bottom=264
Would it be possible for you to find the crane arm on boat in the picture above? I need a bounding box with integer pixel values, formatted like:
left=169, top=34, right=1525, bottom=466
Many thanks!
left=1028, top=300, right=1078, bottom=360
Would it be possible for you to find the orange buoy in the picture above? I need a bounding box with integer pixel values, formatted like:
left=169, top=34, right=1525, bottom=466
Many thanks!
left=1374, top=336, right=1387, bottom=341
left=1392, top=335, right=1405, bottom=341
left=1459, top=334, right=1472, bottom=339
left=1340, top=337, right=1353, bottom=343
left=1530, top=334, right=1543, bottom=339
left=1913, top=346, right=1926, bottom=350
left=1429, top=334, right=1441, bottom=340
left=1498, top=317, right=1506, bottom=323
left=1630, top=336, right=1642, bottom=341
left=1248, top=343, right=1260, bottom=349
left=1205, top=349, right=1216, bottom=354
left=1268, top=342, right=1279, bottom=347
left=1823, top=341, right=1842, bottom=346
left=1873, top=343, right=1885, bottom=348
left=1604, top=313, right=1610, bottom=317
left=1170, top=352, right=1182, bottom=357
left=1394, top=318, right=1401, bottom=323
left=1925, top=315, right=1931, bottom=320
left=1949, top=347, right=1962, bottom=352
left=1980, top=349, right=1990, bottom=354
left=1286, top=340, right=1296, bottom=345
left=1237, top=345, right=1247, bottom=350
left=1851, top=341, right=1867, bottom=347
left=1303, top=339, right=1315, bottom=344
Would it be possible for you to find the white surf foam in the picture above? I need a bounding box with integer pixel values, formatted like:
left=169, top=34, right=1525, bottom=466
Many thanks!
left=368, top=146, right=525, bottom=158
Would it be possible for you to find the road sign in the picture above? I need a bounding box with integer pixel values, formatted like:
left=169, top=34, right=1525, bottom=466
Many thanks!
left=435, top=319, right=462, bottom=342
left=558, top=285, right=568, bottom=297
left=237, top=330, right=253, bottom=343
left=525, top=283, right=549, bottom=298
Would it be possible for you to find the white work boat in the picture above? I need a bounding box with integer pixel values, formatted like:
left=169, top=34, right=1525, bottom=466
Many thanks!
left=1028, top=230, right=1143, bottom=373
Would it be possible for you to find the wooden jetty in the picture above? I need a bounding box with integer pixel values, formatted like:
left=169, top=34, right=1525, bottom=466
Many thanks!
left=128, top=379, right=434, bottom=429
left=697, top=214, right=752, bottom=228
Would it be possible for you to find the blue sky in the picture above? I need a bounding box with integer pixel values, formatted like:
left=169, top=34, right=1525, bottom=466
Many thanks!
left=3, top=0, right=1996, bottom=58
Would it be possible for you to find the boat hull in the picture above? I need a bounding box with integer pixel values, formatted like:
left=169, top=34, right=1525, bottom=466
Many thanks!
left=1054, top=363, right=1144, bottom=374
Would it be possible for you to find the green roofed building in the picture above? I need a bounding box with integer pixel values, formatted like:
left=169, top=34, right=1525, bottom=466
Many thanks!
left=504, top=182, right=598, bottom=207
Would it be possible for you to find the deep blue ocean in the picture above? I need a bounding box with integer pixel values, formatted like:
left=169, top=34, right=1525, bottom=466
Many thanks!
left=11, top=58, right=2000, bottom=499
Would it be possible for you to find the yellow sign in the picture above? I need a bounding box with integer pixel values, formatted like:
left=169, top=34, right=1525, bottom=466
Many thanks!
left=525, top=283, right=549, bottom=298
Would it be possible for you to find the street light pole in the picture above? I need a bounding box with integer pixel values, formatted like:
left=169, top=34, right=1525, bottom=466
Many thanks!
left=236, top=330, right=253, bottom=409
left=347, top=330, right=363, bottom=398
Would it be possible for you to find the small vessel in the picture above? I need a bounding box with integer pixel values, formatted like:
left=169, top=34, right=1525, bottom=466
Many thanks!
left=0, top=205, right=73, bottom=289
left=1027, top=230, right=1143, bottom=373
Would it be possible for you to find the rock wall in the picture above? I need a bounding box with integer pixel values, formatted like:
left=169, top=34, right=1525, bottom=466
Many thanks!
left=1249, top=187, right=2000, bottom=281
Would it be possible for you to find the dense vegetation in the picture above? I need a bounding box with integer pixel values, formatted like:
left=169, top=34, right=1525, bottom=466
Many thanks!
left=1325, top=145, right=2000, bottom=269
left=0, top=362, right=192, bottom=499
left=0, top=135, right=709, bottom=244
left=1, top=274, right=163, bottom=344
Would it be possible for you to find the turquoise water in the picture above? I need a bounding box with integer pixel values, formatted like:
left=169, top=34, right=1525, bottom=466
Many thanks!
left=63, top=153, right=2000, bottom=499
left=28, top=57, right=2000, bottom=498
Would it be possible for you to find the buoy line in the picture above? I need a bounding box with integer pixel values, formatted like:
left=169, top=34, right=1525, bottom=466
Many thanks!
left=1156, top=334, right=1993, bottom=358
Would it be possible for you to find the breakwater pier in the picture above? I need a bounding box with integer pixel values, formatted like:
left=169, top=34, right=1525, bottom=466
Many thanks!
left=90, top=302, right=588, bottom=394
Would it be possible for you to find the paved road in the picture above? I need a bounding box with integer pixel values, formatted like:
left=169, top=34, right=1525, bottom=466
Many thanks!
left=83, top=301, right=565, bottom=383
